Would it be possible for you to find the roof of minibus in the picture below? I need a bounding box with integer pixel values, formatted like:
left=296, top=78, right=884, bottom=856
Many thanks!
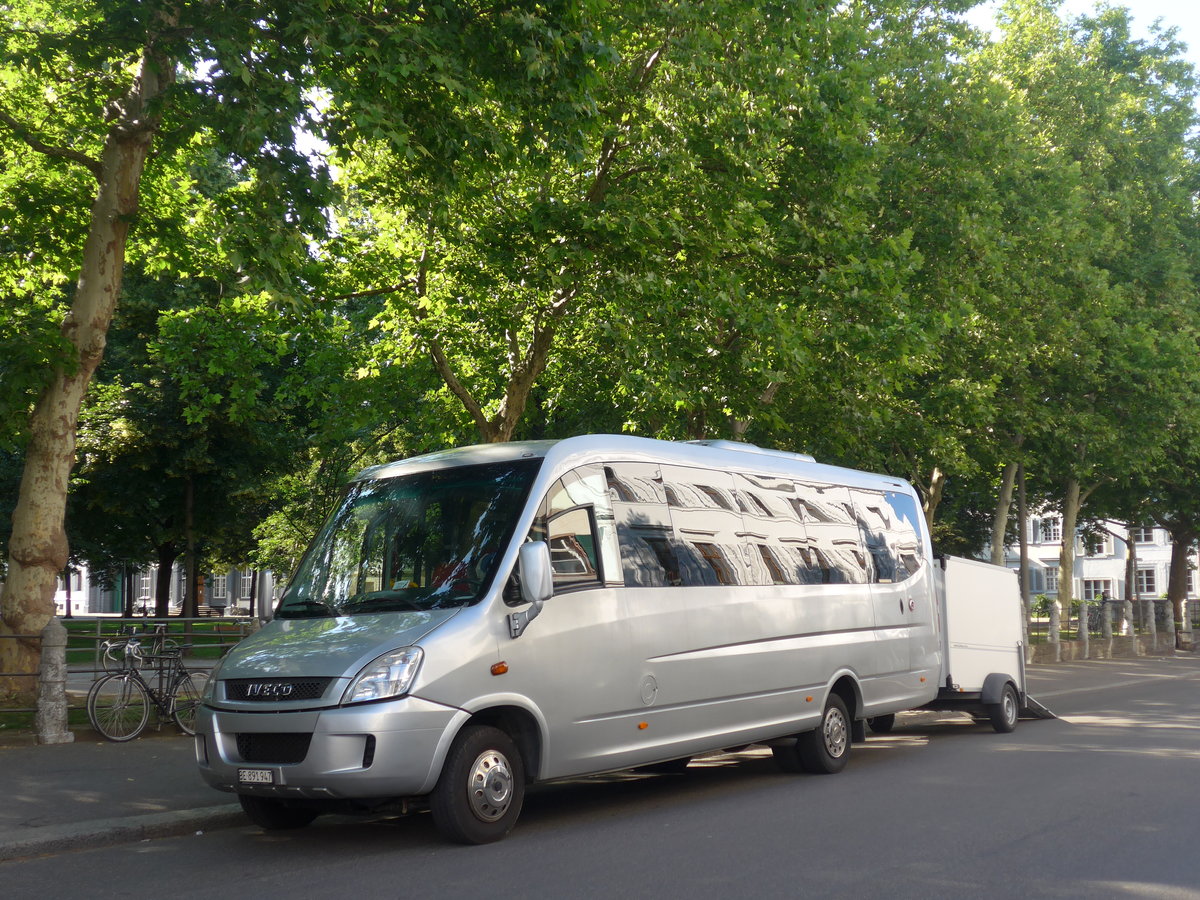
left=353, top=435, right=913, bottom=493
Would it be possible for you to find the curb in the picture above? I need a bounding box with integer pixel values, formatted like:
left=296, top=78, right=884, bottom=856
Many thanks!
left=0, top=804, right=244, bottom=863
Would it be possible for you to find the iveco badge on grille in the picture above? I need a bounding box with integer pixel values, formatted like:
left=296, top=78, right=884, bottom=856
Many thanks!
left=245, top=682, right=295, bottom=698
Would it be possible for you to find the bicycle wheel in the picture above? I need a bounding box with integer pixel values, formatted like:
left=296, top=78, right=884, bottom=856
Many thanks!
left=87, top=673, right=150, bottom=742
left=170, top=672, right=204, bottom=735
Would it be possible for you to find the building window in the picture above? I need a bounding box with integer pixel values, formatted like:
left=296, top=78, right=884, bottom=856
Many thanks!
left=240, top=571, right=254, bottom=599
left=1083, top=579, right=1112, bottom=602
left=1135, top=568, right=1156, bottom=596
left=1027, top=568, right=1044, bottom=593
left=1044, top=567, right=1059, bottom=594
left=1040, top=518, right=1062, bottom=543
left=211, top=575, right=228, bottom=600
left=1130, top=526, right=1155, bottom=544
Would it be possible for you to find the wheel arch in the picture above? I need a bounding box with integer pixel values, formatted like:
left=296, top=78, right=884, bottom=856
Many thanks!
left=827, top=672, right=863, bottom=721
left=981, top=672, right=1019, bottom=706
left=459, top=705, right=543, bottom=783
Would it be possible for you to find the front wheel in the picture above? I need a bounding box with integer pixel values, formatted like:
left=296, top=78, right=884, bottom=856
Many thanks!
left=170, top=673, right=204, bottom=735
left=430, top=725, right=525, bottom=844
left=988, top=683, right=1020, bottom=734
left=87, top=673, right=150, bottom=742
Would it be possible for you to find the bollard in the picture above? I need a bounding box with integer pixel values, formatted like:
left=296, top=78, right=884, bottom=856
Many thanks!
left=35, top=617, right=75, bottom=745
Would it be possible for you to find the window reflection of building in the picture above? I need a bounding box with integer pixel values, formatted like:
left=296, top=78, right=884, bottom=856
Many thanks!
left=599, top=461, right=926, bottom=593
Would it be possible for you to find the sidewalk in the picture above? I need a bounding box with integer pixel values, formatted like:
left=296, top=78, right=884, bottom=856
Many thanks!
left=1, top=654, right=1195, bottom=863
left=0, top=729, right=242, bottom=862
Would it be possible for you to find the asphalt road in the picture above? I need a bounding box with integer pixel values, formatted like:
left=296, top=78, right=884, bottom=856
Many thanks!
left=5, top=656, right=1200, bottom=899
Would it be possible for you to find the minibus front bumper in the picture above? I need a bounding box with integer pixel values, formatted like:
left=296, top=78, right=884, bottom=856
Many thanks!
left=195, top=696, right=461, bottom=800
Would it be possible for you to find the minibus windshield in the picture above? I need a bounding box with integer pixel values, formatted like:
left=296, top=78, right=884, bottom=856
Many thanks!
left=277, top=459, right=540, bottom=618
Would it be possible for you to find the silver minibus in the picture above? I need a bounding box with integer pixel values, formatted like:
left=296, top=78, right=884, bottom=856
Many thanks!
left=195, top=435, right=942, bottom=842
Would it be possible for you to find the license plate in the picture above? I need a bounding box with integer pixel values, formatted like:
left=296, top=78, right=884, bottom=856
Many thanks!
left=238, top=768, right=274, bottom=785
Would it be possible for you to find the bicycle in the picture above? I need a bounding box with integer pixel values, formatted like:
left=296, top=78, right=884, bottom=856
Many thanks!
left=86, top=639, right=206, bottom=742
left=97, top=624, right=179, bottom=674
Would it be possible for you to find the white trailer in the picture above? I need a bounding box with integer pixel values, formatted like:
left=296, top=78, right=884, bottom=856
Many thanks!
left=919, top=555, right=1053, bottom=731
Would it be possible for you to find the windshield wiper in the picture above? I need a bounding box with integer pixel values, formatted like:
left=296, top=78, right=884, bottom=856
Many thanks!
left=340, top=590, right=425, bottom=614
left=277, top=598, right=336, bottom=619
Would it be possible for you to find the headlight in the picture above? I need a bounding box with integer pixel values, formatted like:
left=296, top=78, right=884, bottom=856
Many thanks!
left=343, top=647, right=423, bottom=704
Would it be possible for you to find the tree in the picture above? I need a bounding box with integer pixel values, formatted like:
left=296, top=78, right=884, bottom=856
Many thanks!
left=0, top=0, right=607, bottom=697
left=984, top=0, right=1200, bottom=635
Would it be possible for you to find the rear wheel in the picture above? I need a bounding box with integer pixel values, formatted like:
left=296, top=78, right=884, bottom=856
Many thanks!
left=988, top=683, right=1020, bottom=734
left=87, top=674, right=149, bottom=742
left=796, top=694, right=851, bottom=774
left=430, top=725, right=525, bottom=844
left=238, top=795, right=320, bottom=830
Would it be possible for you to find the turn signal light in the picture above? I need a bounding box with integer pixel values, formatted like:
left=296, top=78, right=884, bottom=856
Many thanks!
left=491, top=661, right=509, bottom=676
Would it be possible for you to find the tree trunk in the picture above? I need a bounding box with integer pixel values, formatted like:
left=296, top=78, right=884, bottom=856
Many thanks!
left=183, top=477, right=199, bottom=618
left=1163, top=529, right=1192, bottom=649
left=154, top=543, right=179, bottom=617
left=1124, top=532, right=1137, bottom=637
left=122, top=566, right=136, bottom=618
left=990, top=461, right=1019, bottom=566
left=922, top=467, right=945, bottom=533
left=0, top=40, right=174, bottom=700
left=1056, top=478, right=1084, bottom=640
left=1017, top=464, right=1030, bottom=655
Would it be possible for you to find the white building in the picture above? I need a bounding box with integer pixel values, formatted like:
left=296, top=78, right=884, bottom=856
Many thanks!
left=1005, top=515, right=1194, bottom=605
left=53, top=563, right=279, bottom=618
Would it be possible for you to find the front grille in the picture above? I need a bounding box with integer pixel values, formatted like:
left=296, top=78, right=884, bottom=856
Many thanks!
left=237, top=732, right=312, bottom=764
left=224, top=678, right=332, bottom=702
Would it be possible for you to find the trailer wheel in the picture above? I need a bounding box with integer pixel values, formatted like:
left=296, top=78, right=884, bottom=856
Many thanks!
left=988, top=683, right=1020, bottom=734
left=796, top=694, right=850, bottom=774
left=867, top=714, right=895, bottom=734
left=430, top=725, right=525, bottom=844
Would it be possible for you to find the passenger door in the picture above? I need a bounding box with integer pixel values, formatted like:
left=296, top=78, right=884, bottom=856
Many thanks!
left=499, top=466, right=635, bottom=778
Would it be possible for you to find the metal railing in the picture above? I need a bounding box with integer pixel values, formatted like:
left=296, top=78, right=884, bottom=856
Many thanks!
left=1, top=616, right=257, bottom=737
left=1027, top=598, right=1200, bottom=644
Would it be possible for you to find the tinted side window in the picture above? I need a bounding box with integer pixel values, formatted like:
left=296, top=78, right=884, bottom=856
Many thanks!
left=534, top=465, right=620, bottom=588
left=793, top=482, right=869, bottom=584
left=734, top=473, right=807, bottom=586
left=662, top=466, right=748, bottom=587
left=547, top=506, right=601, bottom=590
left=850, top=487, right=926, bottom=584
left=884, top=490, right=926, bottom=580
left=607, top=463, right=685, bottom=587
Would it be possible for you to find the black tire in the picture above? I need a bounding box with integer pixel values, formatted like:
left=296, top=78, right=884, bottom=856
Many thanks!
left=867, top=713, right=896, bottom=734
left=988, top=683, right=1020, bottom=734
left=238, top=794, right=320, bottom=831
left=430, top=725, right=525, bottom=844
left=796, top=694, right=851, bottom=774
left=87, top=673, right=150, bottom=742
left=171, top=673, right=203, bottom=735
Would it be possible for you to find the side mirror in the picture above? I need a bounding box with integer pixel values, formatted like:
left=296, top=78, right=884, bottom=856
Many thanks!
left=508, top=541, right=552, bottom=638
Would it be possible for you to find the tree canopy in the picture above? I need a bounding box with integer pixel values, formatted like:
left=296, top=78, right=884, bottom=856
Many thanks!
left=3, top=0, right=1200, bottom=671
